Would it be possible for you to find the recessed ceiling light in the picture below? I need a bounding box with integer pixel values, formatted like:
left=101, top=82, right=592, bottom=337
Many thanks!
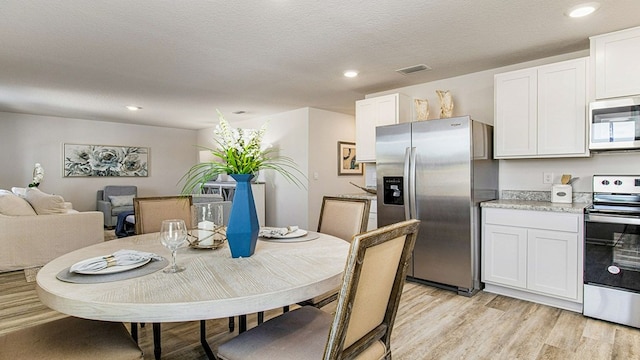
left=125, top=105, right=142, bottom=111
left=566, top=2, right=600, bottom=18
left=343, top=70, right=359, bottom=78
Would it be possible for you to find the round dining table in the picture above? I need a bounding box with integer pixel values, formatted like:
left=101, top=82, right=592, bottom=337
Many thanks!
left=36, top=231, right=350, bottom=359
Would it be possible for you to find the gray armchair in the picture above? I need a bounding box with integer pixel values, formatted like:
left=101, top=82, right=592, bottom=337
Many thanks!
left=97, top=186, right=137, bottom=228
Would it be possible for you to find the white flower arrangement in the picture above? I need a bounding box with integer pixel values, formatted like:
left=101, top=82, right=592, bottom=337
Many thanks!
left=29, top=163, right=44, bottom=187
left=181, top=110, right=305, bottom=194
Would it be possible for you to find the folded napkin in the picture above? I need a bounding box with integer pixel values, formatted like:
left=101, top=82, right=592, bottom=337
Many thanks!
left=70, top=249, right=163, bottom=273
left=259, top=226, right=299, bottom=237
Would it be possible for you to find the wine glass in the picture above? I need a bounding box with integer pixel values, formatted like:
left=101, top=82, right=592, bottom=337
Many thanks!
left=160, top=219, right=187, bottom=273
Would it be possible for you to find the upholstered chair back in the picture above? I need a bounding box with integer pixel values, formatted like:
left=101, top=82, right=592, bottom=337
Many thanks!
left=325, top=219, right=419, bottom=359
left=317, top=196, right=370, bottom=242
left=133, top=196, right=193, bottom=234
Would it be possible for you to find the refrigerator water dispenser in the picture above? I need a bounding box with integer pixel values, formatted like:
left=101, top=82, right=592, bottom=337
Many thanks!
left=383, top=176, right=404, bottom=205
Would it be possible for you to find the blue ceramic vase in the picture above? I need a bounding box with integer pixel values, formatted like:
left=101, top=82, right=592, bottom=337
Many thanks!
left=226, top=174, right=260, bottom=258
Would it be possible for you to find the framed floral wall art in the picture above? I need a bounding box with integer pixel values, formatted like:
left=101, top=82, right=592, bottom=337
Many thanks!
left=63, top=143, right=149, bottom=177
left=337, top=141, right=362, bottom=176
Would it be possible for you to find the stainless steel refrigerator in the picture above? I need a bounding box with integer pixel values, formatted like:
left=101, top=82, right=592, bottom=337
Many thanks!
left=376, top=116, right=498, bottom=296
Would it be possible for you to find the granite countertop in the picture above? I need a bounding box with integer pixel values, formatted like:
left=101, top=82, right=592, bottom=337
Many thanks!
left=481, top=199, right=590, bottom=214
left=337, top=193, right=377, bottom=201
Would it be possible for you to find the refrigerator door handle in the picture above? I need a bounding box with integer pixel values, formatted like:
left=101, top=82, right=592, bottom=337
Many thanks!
left=403, top=147, right=411, bottom=220
left=409, top=147, right=417, bottom=220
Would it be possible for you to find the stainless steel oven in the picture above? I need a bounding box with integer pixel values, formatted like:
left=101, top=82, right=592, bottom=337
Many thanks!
left=584, top=175, right=640, bottom=328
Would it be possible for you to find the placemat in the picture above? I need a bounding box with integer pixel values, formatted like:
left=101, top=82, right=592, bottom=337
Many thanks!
left=56, top=258, right=169, bottom=284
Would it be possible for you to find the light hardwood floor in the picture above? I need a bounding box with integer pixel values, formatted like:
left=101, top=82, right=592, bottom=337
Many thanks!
left=1, top=270, right=639, bottom=359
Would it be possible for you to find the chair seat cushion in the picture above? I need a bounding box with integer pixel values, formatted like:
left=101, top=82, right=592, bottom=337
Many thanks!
left=0, top=317, right=143, bottom=360
left=218, top=306, right=387, bottom=360
left=218, top=306, right=332, bottom=360
left=111, top=205, right=134, bottom=215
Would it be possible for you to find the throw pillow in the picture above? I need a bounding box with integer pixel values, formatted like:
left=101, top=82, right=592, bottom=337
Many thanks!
left=0, top=191, right=37, bottom=216
left=11, top=187, right=27, bottom=198
left=24, top=188, right=67, bottom=215
left=109, top=195, right=135, bottom=207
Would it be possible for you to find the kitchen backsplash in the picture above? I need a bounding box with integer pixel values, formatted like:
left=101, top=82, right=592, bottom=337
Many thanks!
left=364, top=164, right=377, bottom=188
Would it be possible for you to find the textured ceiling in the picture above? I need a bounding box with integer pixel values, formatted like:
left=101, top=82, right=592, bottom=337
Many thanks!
left=0, top=1, right=639, bottom=129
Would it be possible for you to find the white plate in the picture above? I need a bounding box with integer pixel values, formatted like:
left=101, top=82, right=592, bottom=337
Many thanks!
left=260, top=228, right=308, bottom=239
left=260, top=233, right=319, bottom=243
left=72, top=257, right=151, bottom=275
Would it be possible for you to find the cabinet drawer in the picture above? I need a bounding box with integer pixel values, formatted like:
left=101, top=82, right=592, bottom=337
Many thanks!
left=484, top=208, right=579, bottom=233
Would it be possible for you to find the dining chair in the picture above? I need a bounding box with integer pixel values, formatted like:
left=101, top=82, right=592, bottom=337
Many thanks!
left=133, top=195, right=194, bottom=234
left=317, top=196, right=371, bottom=242
left=248, top=196, right=371, bottom=330
left=0, top=316, right=143, bottom=360
left=217, top=218, right=420, bottom=360
left=298, top=196, right=371, bottom=308
left=132, top=195, right=193, bottom=359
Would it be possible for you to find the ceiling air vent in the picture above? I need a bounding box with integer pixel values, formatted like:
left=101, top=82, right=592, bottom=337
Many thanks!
left=396, top=64, right=432, bottom=75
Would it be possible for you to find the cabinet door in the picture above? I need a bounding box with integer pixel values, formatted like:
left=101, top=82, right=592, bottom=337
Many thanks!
left=355, top=98, right=376, bottom=162
left=527, top=229, right=578, bottom=300
left=367, top=199, right=377, bottom=231
left=355, top=94, right=401, bottom=162
left=592, top=27, right=640, bottom=99
left=376, top=94, right=398, bottom=126
left=537, top=58, right=587, bottom=156
left=482, top=224, right=527, bottom=288
left=494, top=69, right=537, bottom=157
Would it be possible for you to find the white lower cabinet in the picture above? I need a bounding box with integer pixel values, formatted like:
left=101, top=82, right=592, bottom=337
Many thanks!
left=367, top=199, right=377, bottom=231
left=482, top=207, right=583, bottom=312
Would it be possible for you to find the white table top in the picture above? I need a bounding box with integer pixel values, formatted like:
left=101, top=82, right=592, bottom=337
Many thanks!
left=36, top=232, right=349, bottom=323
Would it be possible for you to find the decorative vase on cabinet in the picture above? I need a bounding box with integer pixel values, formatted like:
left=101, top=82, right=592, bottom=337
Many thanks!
left=226, top=174, right=260, bottom=258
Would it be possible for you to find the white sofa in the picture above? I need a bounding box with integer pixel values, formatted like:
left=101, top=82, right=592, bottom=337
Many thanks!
left=0, top=188, right=104, bottom=272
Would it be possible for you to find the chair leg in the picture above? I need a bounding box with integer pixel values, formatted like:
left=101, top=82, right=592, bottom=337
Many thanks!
left=130, top=322, right=138, bottom=343
left=239, top=314, right=247, bottom=333
left=200, top=320, right=216, bottom=359
left=153, top=323, right=161, bottom=360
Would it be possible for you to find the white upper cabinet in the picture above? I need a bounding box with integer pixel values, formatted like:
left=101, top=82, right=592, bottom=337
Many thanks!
left=591, top=26, right=640, bottom=100
left=494, top=57, right=588, bottom=159
left=355, top=93, right=410, bottom=162
left=494, top=68, right=537, bottom=157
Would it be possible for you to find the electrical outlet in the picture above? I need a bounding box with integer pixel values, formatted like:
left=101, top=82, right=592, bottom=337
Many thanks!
left=543, top=172, right=554, bottom=184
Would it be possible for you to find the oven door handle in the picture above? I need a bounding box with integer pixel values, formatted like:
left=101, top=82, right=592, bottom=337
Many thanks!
left=585, top=213, right=640, bottom=225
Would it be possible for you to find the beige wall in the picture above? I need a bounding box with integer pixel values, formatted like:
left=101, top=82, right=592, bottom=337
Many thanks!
left=0, top=112, right=197, bottom=211
left=308, top=107, right=361, bottom=230
left=367, top=50, right=640, bottom=194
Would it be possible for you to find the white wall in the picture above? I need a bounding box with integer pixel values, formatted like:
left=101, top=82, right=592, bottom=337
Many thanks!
left=197, top=107, right=358, bottom=229
left=0, top=112, right=197, bottom=211
left=367, top=50, right=640, bottom=195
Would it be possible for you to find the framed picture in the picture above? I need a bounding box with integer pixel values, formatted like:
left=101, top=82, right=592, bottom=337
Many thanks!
left=337, top=141, right=363, bottom=176
left=63, top=143, right=149, bottom=177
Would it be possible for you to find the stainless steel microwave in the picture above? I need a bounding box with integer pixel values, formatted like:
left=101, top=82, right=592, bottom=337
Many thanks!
left=589, top=97, right=640, bottom=151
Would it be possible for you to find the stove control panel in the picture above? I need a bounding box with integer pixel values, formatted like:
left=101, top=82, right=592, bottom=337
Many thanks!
left=593, top=175, right=640, bottom=194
